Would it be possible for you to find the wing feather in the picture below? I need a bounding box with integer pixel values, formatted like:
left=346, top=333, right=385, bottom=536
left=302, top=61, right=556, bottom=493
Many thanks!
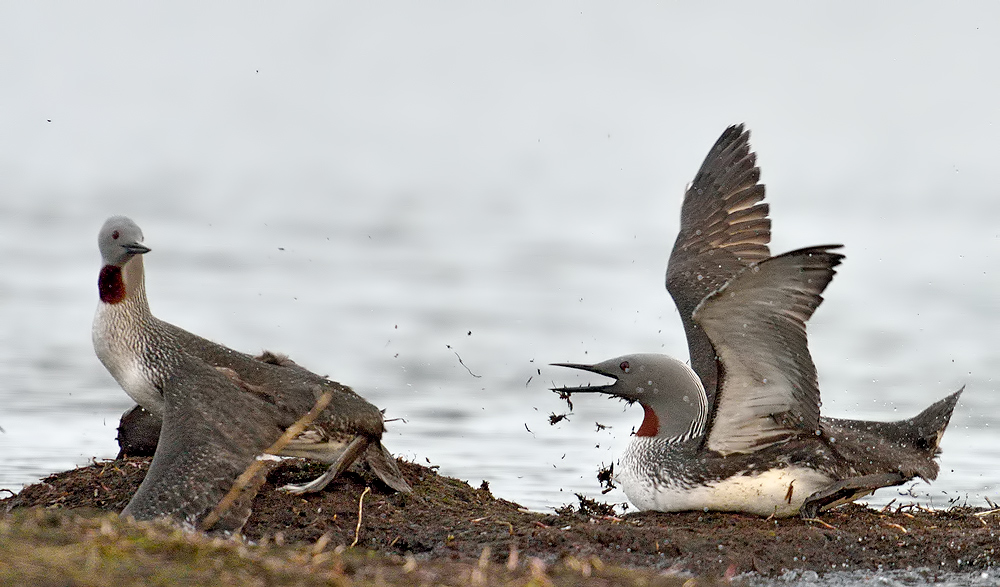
left=694, top=246, right=844, bottom=454
left=666, top=125, right=771, bottom=405
left=121, top=355, right=295, bottom=531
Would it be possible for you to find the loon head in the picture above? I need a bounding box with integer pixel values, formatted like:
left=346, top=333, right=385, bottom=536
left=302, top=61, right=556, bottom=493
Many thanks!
left=552, top=353, right=708, bottom=440
left=97, top=216, right=151, bottom=305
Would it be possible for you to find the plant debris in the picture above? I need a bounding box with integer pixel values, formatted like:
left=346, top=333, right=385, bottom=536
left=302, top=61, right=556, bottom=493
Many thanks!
left=5, top=458, right=1000, bottom=579
left=596, top=463, right=617, bottom=493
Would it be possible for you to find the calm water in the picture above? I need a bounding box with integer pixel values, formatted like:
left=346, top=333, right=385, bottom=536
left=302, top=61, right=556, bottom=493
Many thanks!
left=0, top=182, right=996, bottom=513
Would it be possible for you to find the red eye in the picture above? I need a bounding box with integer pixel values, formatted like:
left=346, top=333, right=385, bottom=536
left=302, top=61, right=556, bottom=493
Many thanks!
left=619, top=361, right=630, bottom=373
left=112, top=230, right=120, bottom=240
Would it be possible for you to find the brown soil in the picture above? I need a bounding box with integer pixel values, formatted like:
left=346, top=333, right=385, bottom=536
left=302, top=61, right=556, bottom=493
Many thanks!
left=5, top=457, right=998, bottom=578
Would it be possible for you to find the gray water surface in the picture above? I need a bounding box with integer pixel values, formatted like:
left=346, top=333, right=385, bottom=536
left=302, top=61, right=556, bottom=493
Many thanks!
left=0, top=187, right=993, bottom=514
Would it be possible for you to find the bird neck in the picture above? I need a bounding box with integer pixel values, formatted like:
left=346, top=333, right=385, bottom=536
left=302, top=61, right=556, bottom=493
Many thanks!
left=98, top=255, right=152, bottom=319
left=635, top=404, right=660, bottom=437
left=638, top=382, right=708, bottom=442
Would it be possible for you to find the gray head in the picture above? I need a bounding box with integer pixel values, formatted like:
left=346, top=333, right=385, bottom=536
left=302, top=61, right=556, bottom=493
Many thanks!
left=552, top=353, right=708, bottom=440
left=99, top=216, right=151, bottom=267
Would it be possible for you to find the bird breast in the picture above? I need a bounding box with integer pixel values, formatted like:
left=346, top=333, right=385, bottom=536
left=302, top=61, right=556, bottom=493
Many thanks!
left=93, top=303, right=165, bottom=415
left=618, top=437, right=834, bottom=517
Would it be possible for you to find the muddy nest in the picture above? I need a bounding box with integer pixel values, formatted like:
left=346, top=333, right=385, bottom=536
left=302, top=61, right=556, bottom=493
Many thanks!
left=5, top=457, right=999, bottom=578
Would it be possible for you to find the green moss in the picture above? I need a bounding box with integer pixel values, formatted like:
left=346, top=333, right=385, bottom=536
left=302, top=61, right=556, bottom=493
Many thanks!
left=0, top=508, right=705, bottom=587
left=0, top=509, right=347, bottom=586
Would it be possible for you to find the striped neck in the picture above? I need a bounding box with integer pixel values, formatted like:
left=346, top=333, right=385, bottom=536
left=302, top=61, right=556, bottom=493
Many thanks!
left=98, top=255, right=152, bottom=320
left=638, top=388, right=708, bottom=443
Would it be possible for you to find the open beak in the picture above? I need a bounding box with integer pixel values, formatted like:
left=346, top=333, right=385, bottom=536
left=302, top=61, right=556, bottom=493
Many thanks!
left=549, top=362, right=618, bottom=396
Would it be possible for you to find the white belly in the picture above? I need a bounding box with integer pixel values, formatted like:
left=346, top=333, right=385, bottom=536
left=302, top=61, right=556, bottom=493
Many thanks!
left=618, top=439, right=834, bottom=517
left=111, top=357, right=164, bottom=415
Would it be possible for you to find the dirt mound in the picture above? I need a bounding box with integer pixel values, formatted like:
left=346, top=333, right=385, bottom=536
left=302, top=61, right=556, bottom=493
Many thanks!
left=5, top=457, right=999, bottom=577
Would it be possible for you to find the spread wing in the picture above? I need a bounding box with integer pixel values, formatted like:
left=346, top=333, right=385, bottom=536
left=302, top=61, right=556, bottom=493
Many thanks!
left=666, top=124, right=771, bottom=406
left=693, top=246, right=843, bottom=454
left=121, top=354, right=297, bottom=532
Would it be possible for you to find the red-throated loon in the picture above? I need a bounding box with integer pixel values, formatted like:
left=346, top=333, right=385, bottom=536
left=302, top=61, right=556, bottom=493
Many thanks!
left=93, top=216, right=410, bottom=530
left=553, top=125, right=961, bottom=518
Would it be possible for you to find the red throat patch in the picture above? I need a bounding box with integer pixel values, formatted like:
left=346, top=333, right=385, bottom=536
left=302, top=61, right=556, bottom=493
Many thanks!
left=98, top=265, right=126, bottom=304
left=635, top=404, right=660, bottom=437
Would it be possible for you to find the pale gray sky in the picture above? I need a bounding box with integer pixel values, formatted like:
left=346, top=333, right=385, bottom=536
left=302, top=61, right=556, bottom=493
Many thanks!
left=2, top=3, right=997, bottom=217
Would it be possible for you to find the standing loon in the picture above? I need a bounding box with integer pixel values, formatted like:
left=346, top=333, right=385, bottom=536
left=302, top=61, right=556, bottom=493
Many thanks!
left=93, top=216, right=410, bottom=530
left=553, top=125, right=962, bottom=518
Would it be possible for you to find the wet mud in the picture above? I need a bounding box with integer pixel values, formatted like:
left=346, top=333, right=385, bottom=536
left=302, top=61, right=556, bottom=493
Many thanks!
left=4, top=457, right=998, bottom=578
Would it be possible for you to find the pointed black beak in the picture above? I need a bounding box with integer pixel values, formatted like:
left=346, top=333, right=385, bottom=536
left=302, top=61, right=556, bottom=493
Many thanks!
left=549, top=362, right=618, bottom=395
left=123, top=242, right=151, bottom=255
